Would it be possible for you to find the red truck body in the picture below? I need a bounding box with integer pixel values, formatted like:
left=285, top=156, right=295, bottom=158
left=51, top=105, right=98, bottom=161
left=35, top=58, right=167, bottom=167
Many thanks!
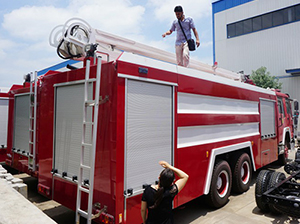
left=4, top=52, right=290, bottom=223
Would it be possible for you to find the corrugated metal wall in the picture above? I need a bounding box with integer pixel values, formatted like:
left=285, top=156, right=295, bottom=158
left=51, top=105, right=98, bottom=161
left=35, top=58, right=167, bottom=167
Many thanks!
left=214, top=0, right=300, bottom=99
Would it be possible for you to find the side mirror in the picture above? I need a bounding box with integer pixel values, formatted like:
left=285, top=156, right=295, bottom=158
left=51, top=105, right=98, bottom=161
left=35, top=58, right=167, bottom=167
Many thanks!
left=295, top=101, right=299, bottom=111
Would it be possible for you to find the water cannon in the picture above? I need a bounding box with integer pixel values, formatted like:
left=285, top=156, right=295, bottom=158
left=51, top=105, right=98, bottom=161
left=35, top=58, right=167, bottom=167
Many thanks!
left=49, top=18, right=95, bottom=59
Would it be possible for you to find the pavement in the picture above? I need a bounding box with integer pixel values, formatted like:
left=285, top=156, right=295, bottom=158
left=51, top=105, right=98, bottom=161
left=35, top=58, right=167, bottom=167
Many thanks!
left=173, top=149, right=300, bottom=224
left=0, top=171, right=57, bottom=224
left=1, top=150, right=300, bottom=224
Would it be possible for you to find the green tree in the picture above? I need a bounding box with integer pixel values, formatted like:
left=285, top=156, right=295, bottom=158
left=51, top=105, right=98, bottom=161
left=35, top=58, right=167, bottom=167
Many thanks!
left=250, top=66, right=282, bottom=89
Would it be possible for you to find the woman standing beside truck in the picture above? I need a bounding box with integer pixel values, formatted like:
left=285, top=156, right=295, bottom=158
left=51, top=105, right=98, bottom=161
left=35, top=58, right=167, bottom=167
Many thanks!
left=141, top=161, right=189, bottom=224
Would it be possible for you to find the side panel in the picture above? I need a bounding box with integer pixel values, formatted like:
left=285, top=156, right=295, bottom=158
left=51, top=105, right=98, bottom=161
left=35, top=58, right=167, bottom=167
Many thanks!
left=176, top=73, right=273, bottom=206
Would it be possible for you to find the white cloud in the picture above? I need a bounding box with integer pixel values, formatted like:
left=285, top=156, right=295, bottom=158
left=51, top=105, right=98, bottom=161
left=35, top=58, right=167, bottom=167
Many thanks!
left=200, top=40, right=212, bottom=48
left=2, top=0, right=145, bottom=42
left=0, top=0, right=213, bottom=88
left=0, top=37, right=15, bottom=59
left=148, top=0, right=211, bottom=22
left=0, top=0, right=147, bottom=87
left=2, top=6, right=72, bottom=41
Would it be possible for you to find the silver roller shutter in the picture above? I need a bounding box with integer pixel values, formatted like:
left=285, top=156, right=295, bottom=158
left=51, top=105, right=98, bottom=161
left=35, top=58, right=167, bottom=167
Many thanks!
left=125, top=80, right=173, bottom=195
left=260, top=99, right=276, bottom=139
left=54, top=83, right=92, bottom=180
left=0, top=99, right=9, bottom=147
left=13, top=94, right=30, bottom=153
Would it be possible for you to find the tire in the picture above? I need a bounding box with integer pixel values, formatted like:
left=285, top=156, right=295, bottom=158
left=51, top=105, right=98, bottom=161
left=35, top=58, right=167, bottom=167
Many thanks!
left=255, top=170, right=272, bottom=212
left=295, top=150, right=300, bottom=162
left=206, top=160, right=232, bottom=208
left=232, top=153, right=252, bottom=193
left=267, top=172, right=286, bottom=214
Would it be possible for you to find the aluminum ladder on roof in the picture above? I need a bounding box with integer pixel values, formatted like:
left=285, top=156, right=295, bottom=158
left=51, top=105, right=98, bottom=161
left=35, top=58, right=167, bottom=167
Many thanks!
left=28, top=71, right=37, bottom=172
left=75, top=56, right=102, bottom=224
left=49, top=18, right=243, bottom=82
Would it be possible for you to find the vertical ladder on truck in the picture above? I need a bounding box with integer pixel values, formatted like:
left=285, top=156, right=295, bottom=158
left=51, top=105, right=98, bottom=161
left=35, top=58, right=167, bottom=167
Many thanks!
left=76, top=56, right=102, bottom=224
left=28, top=71, right=37, bottom=172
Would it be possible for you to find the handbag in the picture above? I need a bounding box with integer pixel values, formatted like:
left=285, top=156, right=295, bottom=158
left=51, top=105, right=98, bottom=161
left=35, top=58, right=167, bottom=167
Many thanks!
left=178, top=19, right=196, bottom=51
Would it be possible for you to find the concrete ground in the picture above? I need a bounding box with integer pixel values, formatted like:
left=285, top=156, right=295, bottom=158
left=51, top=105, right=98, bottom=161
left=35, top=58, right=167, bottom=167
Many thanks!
left=3, top=150, right=300, bottom=224
left=0, top=171, right=56, bottom=224
left=173, top=149, right=300, bottom=224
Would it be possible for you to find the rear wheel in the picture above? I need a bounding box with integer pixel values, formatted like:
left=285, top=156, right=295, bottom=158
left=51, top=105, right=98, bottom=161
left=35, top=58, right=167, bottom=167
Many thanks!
left=206, top=160, right=232, bottom=208
left=295, top=150, right=300, bottom=162
left=232, top=153, right=252, bottom=193
left=267, top=172, right=286, bottom=214
left=255, top=170, right=272, bottom=212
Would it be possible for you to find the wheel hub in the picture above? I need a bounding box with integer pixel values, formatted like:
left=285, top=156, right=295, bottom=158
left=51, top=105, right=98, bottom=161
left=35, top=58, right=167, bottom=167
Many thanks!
left=217, top=170, right=229, bottom=198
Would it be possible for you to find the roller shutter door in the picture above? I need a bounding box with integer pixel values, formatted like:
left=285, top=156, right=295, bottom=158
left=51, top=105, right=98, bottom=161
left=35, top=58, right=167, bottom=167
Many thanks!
left=13, top=94, right=30, bottom=153
left=0, top=98, right=9, bottom=147
left=125, top=80, right=173, bottom=195
left=260, top=99, right=276, bottom=139
left=54, top=83, right=92, bottom=180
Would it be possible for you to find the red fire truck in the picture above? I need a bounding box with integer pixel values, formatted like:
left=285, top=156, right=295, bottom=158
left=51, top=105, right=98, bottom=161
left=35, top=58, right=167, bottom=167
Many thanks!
left=5, top=74, right=39, bottom=176
left=7, top=18, right=298, bottom=224
left=0, top=85, right=23, bottom=162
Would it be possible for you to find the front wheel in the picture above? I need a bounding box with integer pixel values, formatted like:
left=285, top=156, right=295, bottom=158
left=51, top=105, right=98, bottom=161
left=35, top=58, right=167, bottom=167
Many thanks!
left=255, top=170, right=272, bottom=212
left=268, top=172, right=286, bottom=214
left=206, top=160, right=232, bottom=208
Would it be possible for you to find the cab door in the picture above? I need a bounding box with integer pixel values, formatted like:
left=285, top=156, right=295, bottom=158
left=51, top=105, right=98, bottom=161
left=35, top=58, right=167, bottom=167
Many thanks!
left=284, top=98, right=293, bottom=131
left=277, top=97, right=284, bottom=138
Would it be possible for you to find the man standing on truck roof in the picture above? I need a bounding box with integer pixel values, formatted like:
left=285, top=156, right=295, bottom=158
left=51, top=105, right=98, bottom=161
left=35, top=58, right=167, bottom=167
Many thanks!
left=162, top=5, right=200, bottom=67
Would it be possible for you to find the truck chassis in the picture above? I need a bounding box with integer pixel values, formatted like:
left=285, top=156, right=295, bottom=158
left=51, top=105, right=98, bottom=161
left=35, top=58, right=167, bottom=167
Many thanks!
left=255, top=150, right=300, bottom=217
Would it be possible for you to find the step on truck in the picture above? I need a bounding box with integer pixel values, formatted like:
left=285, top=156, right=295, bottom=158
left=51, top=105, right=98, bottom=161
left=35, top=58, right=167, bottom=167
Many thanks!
left=8, top=18, right=299, bottom=224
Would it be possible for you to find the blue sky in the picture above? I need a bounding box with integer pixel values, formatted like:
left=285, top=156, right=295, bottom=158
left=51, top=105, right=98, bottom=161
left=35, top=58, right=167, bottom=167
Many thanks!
left=0, top=0, right=213, bottom=88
